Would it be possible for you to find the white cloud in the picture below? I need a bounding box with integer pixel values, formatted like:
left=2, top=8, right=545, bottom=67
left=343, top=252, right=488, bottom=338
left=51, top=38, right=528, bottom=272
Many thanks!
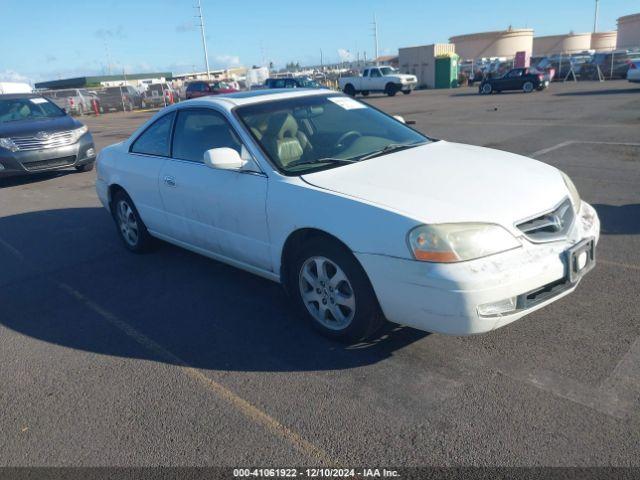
left=337, top=49, right=353, bottom=62
left=213, top=55, right=241, bottom=67
left=0, top=70, right=31, bottom=83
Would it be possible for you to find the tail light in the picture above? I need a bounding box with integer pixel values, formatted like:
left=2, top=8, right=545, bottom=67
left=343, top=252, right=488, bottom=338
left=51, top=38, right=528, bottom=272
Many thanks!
left=538, top=74, right=544, bottom=81
left=69, top=98, right=74, bottom=106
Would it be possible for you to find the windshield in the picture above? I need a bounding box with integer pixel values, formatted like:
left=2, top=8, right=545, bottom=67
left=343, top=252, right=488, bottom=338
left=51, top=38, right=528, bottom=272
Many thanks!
left=236, top=94, right=429, bottom=174
left=379, top=67, right=396, bottom=75
left=0, top=97, right=65, bottom=123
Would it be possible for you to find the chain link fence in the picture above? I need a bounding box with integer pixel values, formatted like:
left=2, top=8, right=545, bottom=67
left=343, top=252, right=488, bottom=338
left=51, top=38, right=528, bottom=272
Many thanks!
left=458, top=46, right=640, bottom=86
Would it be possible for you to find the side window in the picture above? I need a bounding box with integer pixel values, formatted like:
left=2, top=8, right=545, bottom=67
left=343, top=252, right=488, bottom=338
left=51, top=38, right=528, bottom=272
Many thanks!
left=370, top=69, right=381, bottom=78
left=130, top=112, right=175, bottom=157
left=273, top=79, right=285, bottom=88
left=285, top=79, right=296, bottom=88
left=363, top=69, right=369, bottom=77
left=172, top=109, right=242, bottom=164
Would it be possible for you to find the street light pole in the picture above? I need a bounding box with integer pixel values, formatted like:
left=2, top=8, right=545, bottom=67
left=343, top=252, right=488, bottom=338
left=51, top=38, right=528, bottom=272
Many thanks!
left=593, top=0, right=600, bottom=32
left=196, top=0, right=211, bottom=79
left=372, top=13, right=379, bottom=66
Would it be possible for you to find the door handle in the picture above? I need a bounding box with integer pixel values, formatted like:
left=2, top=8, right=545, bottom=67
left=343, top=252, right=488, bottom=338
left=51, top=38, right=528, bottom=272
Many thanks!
left=164, top=175, right=176, bottom=187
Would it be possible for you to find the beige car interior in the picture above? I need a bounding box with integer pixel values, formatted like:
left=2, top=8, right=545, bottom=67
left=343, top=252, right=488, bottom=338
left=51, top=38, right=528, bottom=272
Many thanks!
left=253, top=112, right=313, bottom=167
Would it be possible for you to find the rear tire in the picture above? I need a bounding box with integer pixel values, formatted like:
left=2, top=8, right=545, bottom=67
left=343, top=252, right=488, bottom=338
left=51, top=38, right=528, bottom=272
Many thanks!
left=343, top=84, right=356, bottom=97
left=385, top=83, right=399, bottom=96
left=361, top=91, right=369, bottom=96
left=290, top=237, right=385, bottom=343
left=111, top=190, right=153, bottom=253
left=523, top=81, right=534, bottom=93
left=480, top=83, right=492, bottom=94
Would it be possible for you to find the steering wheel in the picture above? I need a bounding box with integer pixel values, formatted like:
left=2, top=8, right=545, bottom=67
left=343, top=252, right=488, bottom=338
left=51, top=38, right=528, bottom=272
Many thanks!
left=335, top=131, right=362, bottom=150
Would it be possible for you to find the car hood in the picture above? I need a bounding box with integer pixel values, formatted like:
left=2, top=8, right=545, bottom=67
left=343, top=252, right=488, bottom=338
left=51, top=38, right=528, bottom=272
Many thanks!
left=0, top=115, right=81, bottom=137
left=301, top=141, right=569, bottom=231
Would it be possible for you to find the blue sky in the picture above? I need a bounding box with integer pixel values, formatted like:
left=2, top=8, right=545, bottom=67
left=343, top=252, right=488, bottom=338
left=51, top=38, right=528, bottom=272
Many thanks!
left=0, top=0, right=636, bottom=83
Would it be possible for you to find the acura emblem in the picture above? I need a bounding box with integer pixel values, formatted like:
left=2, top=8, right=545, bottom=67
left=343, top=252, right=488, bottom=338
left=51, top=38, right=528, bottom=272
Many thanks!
left=35, top=131, right=50, bottom=140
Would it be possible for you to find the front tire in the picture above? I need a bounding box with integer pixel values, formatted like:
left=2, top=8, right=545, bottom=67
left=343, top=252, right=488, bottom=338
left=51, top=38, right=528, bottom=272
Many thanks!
left=111, top=190, right=153, bottom=253
left=290, top=238, right=385, bottom=342
left=480, top=83, right=492, bottom=94
left=385, top=83, right=399, bottom=96
left=402, top=90, right=412, bottom=95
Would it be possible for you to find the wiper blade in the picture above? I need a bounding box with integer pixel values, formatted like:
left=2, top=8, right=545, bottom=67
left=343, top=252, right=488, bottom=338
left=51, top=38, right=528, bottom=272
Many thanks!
left=357, top=141, right=429, bottom=161
left=288, top=157, right=357, bottom=168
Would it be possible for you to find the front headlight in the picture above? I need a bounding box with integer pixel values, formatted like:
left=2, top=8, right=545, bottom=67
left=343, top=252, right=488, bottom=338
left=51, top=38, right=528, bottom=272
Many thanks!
left=70, top=125, right=89, bottom=143
left=408, top=223, right=521, bottom=263
left=560, top=171, right=581, bottom=211
left=0, top=137, right=19, bottom=152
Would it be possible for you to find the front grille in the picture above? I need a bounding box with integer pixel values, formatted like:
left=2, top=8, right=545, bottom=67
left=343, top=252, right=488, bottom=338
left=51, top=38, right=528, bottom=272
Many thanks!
left=10, top=130, right=77, bottom=151
left=516, top=198, right=575, bottom=242
left=22, top=156, right=76, bottom=171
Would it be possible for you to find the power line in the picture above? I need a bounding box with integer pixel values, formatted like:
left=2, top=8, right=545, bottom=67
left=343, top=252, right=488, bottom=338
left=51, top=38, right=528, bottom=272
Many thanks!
left=371, top=13, right=379, bottom=65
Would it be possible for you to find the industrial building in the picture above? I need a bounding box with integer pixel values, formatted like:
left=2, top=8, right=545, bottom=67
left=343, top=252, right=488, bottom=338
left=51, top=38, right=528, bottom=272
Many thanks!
left=35, top=72, right=172, bottom=90
left=449, top=27, right=533, bottom=60
left=617, top=12, right=640, bottom=49
left=398, top=43, right=456, bottom=89
left=590, top=31, right=618, bottom=51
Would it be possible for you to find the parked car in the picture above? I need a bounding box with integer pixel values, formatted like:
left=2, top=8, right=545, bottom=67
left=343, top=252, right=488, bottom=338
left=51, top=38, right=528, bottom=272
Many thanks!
left=479, top=68, right=548, bottom=94
left=96, top=90, right=599, bottom=342
left=535, top=54, right=593, bottom=81
left=339, top=66, right=417, bottom=97
left=142, top=83, right=179, bottom=108
left=628, top=59, right=640, bottom=83
left=41, top=88, right=99, bottom=115
left=264, top=77, right=323, bottom=89
left=96, top=86, right=144, bottom=112
left=0, top=94, right=96, bottom=177
left=579, top=50, right=640, bottom=80
left=185, top=80, right=238, bottom=99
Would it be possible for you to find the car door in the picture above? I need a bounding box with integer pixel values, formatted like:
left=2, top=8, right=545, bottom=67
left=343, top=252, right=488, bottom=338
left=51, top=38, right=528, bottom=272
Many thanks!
left=369, top=68, right=383, bottom=90
left=504, top=69, right=524, bottom=90
left=159, top=107, right=271, bottom=270
left=125, top=111, right=175, bottom=234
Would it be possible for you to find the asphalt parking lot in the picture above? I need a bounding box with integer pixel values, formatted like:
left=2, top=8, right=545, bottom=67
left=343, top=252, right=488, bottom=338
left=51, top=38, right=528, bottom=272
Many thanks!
left=1, top=81, right=639, bottom=467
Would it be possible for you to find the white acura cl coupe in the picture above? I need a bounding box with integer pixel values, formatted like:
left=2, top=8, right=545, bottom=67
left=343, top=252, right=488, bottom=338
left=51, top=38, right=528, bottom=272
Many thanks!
left=96, top=89, right=599, bottom=341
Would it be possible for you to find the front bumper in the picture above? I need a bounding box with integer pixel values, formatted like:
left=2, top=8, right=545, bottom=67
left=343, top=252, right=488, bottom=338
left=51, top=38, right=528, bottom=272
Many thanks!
left=400, top=81, right=418, bottom=91
left=0, top=133, right=95, bottom=178
left=356, top=202, right=600, bottom=335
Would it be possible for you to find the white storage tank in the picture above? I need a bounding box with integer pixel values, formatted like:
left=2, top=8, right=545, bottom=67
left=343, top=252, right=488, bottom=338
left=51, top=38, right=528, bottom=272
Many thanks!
left=591, top=31, right=618, bottom=51
left=449, top=27, right=533, bottom=60
left=533, top=32, right=592, bottom=56
left=617, top=13, right=640, bottom=49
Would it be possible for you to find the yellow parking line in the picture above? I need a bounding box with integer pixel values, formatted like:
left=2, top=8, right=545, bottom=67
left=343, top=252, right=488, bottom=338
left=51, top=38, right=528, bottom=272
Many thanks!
left=599, top=259, right=640, bottom=271
left=57, top=282, right=334, bottom=465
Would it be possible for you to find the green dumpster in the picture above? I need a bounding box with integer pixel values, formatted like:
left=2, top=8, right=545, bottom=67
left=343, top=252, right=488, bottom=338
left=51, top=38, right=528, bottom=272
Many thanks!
left=435, top=53, right=460, bottom=89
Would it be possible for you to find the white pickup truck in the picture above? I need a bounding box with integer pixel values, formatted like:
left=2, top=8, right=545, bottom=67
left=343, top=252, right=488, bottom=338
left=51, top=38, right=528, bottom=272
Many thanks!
left=339, top=66, right=418, bottom=97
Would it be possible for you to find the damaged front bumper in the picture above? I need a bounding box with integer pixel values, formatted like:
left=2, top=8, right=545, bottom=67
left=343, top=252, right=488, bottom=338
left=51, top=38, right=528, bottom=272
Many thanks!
left=356, top=202, right=600, bottom=335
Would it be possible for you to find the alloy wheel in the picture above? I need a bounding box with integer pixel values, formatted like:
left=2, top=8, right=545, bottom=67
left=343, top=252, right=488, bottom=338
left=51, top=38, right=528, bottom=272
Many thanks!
left=117, top=200, right=139, bottom=247
left=298, top=256, right=356, bottom=330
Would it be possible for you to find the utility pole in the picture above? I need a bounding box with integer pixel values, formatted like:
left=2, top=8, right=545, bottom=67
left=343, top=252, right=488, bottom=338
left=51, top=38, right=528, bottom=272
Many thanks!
left=593, top=0, right=600, bottom=32
left=372, top=13, right=379, bottom=66
left=320, top=49, right=323, bottom=70
left=195, top=0, right=211, bottom=79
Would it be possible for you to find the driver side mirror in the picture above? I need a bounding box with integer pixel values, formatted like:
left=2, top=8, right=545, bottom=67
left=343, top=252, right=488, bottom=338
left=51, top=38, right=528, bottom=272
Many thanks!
left=203, top=147, right=261, bottom=172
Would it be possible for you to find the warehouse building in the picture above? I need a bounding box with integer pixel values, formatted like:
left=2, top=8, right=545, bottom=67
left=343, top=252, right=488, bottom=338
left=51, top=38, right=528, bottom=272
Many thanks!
left=617, top=13, right=640, bottom=49
left=398, top=43, right=456, bottom=89
left=449, top=27, right=533, bottom=60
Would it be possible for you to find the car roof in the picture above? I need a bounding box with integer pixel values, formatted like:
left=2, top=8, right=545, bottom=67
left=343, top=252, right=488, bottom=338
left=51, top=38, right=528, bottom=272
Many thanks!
left=187, top=88, right=334, bottom=107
